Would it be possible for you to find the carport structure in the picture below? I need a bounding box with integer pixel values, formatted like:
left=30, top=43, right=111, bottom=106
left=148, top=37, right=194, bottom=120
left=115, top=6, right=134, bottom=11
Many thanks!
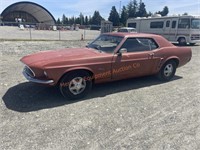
left=1, top=1, right=56, bottom=25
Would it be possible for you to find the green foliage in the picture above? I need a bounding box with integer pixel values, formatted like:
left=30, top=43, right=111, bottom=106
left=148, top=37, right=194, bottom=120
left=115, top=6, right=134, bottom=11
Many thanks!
left=57, top=1, right=170, bottom=26
left=137, top=2, right=147, bottom=17
left=57, top=18, right=61, bottom=25
left=127, top=0, right=138, bottom=18
left=108, top=6, right=120, bottom=26
left=62, top=14, right=65, bottom=24
left=157, top=6, right=169, bottom=16
left=85, top=16, right=89, bottom=25
left=120, top=6, right=128, bottom=26
left=91, top=11, right=104, bottom=25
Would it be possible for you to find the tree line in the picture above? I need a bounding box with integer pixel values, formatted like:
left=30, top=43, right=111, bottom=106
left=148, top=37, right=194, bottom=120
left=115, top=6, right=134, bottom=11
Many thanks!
left=57, top=0, right=169, bottom=26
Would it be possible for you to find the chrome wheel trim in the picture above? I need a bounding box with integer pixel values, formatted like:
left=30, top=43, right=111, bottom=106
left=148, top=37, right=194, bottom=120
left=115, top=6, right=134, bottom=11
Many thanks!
left=164, top=64, right=173, bottom=77
left=69, top=77, right=86, bottom=95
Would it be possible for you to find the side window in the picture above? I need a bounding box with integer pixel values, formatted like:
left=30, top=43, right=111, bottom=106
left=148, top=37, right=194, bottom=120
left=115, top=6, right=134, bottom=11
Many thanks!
left=178, top=18, right=190, bottom=28
left=128, top=23, right=137, bottom=28
left=172, top=21, right=177, bottom=28
left=150, top=21, right=164, bottom=28
left=121, top=38, right=158, bottom=52
left=166, top=20, right=170, bottom=27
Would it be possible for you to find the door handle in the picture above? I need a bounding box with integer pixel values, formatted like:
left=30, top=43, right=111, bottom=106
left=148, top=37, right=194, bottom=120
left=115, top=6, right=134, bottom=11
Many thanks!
left=148, top=53, right=154, bottom=59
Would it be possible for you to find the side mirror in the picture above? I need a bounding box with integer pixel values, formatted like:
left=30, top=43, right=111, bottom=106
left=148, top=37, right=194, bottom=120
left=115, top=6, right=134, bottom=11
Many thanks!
left=117, top=48, right=127, bottom=56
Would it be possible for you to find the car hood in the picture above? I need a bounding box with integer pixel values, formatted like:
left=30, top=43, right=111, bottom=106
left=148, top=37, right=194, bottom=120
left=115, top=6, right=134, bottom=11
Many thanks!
left=21, top=48, right=100, bottom=66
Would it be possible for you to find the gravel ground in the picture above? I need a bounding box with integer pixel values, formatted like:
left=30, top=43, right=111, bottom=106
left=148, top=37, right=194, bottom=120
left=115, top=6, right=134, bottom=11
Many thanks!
left=0, top=40, right=200, bottom=150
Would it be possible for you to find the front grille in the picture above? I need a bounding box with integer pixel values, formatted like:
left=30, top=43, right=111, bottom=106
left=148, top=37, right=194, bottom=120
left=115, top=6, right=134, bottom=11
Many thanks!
left=24, top=66, right=35, bottom=77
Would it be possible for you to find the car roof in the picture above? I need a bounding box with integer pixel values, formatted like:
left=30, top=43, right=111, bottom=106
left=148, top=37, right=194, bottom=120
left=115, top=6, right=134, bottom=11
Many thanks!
left=103, top=32, right=160, bottom=38
left=102, top=32, right=174, bottom=47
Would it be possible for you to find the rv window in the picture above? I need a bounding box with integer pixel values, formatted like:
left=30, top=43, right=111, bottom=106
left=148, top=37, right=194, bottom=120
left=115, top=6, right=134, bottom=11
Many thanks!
left=150, top=21, right=164, bottom=28
left=172, top=21, right=177, bottom=28
left=120, top=38, right=158, bottom=52
left=166, top=21, right=170, bottom=27
left=128, top=23, right=137, bottom=28
left=178, top=18, right=190, bottom=29
left=191, top=18, right=200, bottom=29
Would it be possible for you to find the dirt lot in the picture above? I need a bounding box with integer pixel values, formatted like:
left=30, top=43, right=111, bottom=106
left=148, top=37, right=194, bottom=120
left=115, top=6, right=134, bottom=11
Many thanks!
left=0, top=40, right=200, bottom=150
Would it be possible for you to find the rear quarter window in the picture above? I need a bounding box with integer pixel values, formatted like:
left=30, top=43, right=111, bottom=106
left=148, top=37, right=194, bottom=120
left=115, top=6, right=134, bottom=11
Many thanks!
left=120, top=38, right=159, bottom=52
left=137, top=38, right=159, bottom=50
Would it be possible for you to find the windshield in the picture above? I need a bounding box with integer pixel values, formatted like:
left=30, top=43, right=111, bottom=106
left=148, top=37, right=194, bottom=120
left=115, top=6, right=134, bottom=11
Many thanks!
left=87, top=34, right=123, bottom=53
left=191, top=18, right=200, bottom=29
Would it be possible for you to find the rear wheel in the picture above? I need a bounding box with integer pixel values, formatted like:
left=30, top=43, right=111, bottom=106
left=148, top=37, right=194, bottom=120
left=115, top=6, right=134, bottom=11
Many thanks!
left=178, top=37, right=187, bottom=46
left=59, top=71, right=92, bottom=100
left=157, top=60, right=177, bottom=81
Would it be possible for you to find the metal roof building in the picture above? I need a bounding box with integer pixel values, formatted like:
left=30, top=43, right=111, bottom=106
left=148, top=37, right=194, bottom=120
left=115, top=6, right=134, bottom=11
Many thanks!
left=1, top=1, right=56, bottom=25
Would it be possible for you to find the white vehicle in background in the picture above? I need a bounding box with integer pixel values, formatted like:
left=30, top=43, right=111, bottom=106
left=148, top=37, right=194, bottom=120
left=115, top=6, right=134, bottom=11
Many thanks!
left=118, top=27, right=137, bottom=33
left=127, top=15, right=200, bottom=45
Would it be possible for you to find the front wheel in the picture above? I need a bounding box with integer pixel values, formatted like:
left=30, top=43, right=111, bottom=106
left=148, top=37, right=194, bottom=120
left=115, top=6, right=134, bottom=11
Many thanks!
left=157, top=61, right=177, bottom=81
left=178, top=37, right=187, bottom=46
left=59, top=71, right=92, bottom=100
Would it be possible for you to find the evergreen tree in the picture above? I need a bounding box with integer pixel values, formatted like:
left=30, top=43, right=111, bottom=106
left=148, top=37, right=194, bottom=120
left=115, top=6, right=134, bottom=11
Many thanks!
left=158, top=6, right=169, bottom=16
left=75, top=17, right=81, bottom=24
left=65, top=17, right=69, bottom=25
left=57, top=18, right=61, bottom=25
left=62, top=14, right=67, bottom=25
left=137, top=2, right=147, bottom=17
left=127, top=0, right=138, bottom=18
left=85, top=16, right=89, bottom=25
left=69, top=16, right=75, bottom=25
left=161, top=6, right=169, bottom=16
left=91, top=11, right=104, bottom=25
left=108, top=6, right=120, bottom=26
left=120, top=6, right=128, bottom=26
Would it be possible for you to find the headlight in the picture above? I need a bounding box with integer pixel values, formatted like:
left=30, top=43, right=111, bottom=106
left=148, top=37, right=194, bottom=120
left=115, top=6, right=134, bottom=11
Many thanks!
left=24, top=66, right=35, bottom=77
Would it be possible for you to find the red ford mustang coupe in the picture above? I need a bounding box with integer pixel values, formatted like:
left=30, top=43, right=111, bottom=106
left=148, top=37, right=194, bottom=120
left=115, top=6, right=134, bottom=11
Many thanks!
left=21, top=33, right=192, bottom=100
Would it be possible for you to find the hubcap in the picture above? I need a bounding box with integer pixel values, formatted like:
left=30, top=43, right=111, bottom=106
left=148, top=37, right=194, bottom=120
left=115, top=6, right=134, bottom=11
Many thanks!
left=69, top=77, right=86, bottom=95
left=164, top=64, right=173, bottom=77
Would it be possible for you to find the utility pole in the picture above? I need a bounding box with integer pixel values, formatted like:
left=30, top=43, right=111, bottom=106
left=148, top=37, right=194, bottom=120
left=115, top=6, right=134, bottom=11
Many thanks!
left=119, top=1, right=121, bottom=16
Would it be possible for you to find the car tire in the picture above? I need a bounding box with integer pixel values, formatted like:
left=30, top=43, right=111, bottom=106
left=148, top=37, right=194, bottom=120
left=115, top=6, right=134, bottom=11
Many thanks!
left=59, top=71, right=92, bottom=100
left=178, top=37, right=186, bottom=46
left=157, top=60, right=177, bottom=81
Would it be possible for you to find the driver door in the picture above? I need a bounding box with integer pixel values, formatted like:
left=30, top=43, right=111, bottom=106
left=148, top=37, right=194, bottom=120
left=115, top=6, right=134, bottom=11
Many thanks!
left=111, top=38, right=161, bottom=80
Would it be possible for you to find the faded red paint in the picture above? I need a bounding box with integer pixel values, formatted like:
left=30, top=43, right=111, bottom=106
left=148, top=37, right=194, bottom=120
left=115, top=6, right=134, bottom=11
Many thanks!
left=20, top=32, right=192, bottom=86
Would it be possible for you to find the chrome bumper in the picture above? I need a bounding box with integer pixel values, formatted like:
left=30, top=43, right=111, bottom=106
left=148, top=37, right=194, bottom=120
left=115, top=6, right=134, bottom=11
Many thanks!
left=23, top=70, right=54, bottom=84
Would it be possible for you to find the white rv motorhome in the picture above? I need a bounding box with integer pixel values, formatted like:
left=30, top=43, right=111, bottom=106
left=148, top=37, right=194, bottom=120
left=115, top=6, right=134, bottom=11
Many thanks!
left=127, top=15, right=200, bottom=45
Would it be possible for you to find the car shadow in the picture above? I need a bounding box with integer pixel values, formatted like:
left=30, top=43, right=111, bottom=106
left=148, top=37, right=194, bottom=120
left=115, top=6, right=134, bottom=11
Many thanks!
left=2, top=75, right=182, bottom=112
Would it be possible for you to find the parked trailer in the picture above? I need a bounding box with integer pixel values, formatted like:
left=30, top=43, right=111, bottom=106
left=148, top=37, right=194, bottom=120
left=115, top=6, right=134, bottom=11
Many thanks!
left=127, top=15, right=200, bottom=45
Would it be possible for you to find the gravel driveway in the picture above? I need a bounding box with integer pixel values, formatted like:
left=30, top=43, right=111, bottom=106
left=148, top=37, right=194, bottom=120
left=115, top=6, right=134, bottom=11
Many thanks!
left=0, top=40, right=200, bottom=150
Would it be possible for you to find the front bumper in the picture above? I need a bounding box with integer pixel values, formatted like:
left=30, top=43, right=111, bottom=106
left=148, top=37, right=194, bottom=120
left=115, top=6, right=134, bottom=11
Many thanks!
left=23, top=70, right=54, bottom=84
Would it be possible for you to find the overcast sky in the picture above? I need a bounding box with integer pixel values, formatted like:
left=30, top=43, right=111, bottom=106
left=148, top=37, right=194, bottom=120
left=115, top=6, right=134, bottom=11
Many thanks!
left=0, top=0, right=200, bottom=19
